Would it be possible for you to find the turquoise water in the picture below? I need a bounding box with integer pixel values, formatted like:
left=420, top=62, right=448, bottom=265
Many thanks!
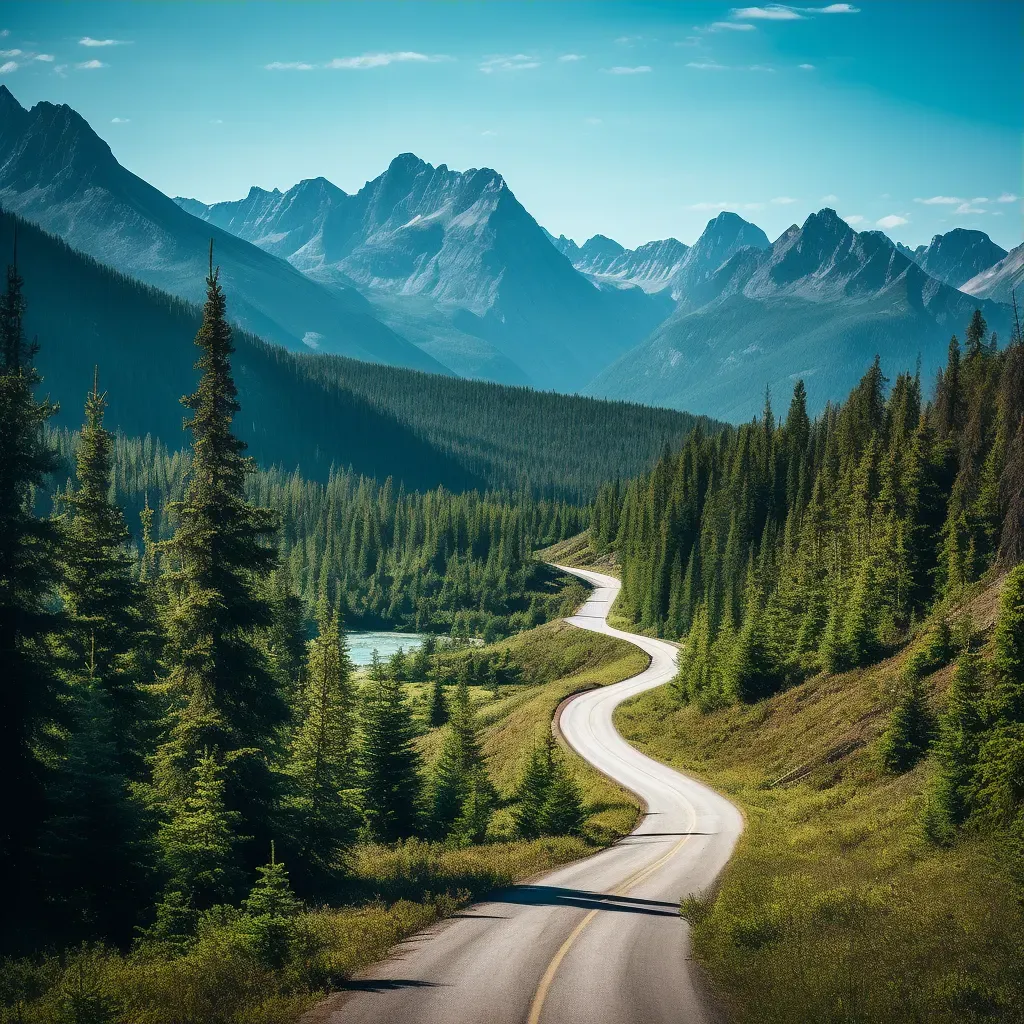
left=347, top=631, right=430, bottom=667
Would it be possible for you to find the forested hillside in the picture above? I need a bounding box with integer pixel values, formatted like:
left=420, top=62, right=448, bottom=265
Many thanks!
left=49, top=428, right=584, bottom=637
left=2, top=208, right=710, bottom=500
left=598, top=306, right=1023, bottom=704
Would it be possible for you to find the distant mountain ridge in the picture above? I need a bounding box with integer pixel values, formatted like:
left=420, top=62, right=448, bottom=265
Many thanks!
left=961, top=242, right=1024, bottom=305
left=901, top=228, right=1007, bottom=289
left=587, top=209, right=1013, bottom=420
left=179, top=156, right=673, bottom=391
left=0, top=84, right=445, bottom=375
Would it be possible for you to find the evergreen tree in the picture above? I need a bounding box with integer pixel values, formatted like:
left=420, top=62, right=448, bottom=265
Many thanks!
left=156, top=752, right=244, bottom=925
left=40, top=682, right=153, bottom=941
left=287, top=604, right=358, bottom=877
left=539, top=752, right=586, bottom=836
left=0, top=246, right=63, bottom=905
left=878, top=669, right=935, bottom=773
left=154, top=249, right=284, bottom=853
left=428, top=674, right=449, bottom=727
left=358, top=665, right=422, bottom=842
left=924, top=646, right=986, bottom=842
left=513, top=735, right=554, bottom=839
left=428, top=680, right=494, bottom=839
left=58, top=372, right=155, bottom=776
left=242, top=843, right=302, bottom=968
left=843, top=556, right=881, bottom=667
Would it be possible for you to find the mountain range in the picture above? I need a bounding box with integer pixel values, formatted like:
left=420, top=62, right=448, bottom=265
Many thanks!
left=0, top=83, right=1018, bottom=424
left=177, top=157, right=672, bottom=390
left=585, top=210, right=1013, bottom=419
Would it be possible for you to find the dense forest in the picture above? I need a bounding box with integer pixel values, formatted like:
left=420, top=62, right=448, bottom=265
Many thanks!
left=601, top=307, right=1023, bottom=700
left=48, top=429, right=585, bottom=637
left=2, top=208, right=713, bottom=500
left=0, top=244, right=588, bottom=994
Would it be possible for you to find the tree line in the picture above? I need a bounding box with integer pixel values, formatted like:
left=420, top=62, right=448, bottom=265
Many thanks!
left=599, top=307, right=1023, bottom=707
left=0, top=247, right=584, bottom=961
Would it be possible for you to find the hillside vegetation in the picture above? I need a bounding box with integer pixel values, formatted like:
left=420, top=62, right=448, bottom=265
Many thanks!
left=2, top=209, right=712, bottom=499
left=616, top=574, right=1024, bottom=1024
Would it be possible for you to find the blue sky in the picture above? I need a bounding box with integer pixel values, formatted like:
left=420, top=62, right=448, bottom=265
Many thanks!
left=1, top=1, right=1021, bottom=249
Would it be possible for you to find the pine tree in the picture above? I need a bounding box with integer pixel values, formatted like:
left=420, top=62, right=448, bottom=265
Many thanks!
left=40, top=682, right=153, bottom=941
left=924, top=646, right=986, bottom=842
left=878, top=669, right=935, bottom=773
left=154, top=248, right=284, bottom=852
left=358, top=666, right=422, bottom=842
left=428, top=680, right=494, bottom=839
left=513, top=735, right=554, bottom=839
left=428, top=674, right=449, bottom=727
left=843, top=556, right=882, bottom=667
left=58, top=372, right=156, bottom=777
left=287, top=604, right=358, bottom=876
left=157, top=752, right=244, bottom=924
left=539, top=752, right=586, bottom=836
left=0, top=246, right=63, bottom=905
left=242, top=843, right=302, bottom=968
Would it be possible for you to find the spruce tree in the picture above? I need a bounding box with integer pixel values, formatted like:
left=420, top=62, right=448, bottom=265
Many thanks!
left=154, top=248, right=284, bottom=851
left=843, top=556, right=882, bottom=667
left=157, top=752, right=244, bottom=923
left=924, top=646, right=986, bottom=841
left=58, top=372, right=155, bottom=776
left=513, top=736, right=554, bottom=839
left=0, top=247, right=63, bottom=903
left=358, top=665, right=422, bottom=842
left=243, top=843, right=302, bottom=969
left=878, top=669, right=935, bottom=773
left=539, top=752, right=586, bottom=836
left=428, top=680, right=494, bottom=839
left=428, top=673, right=449, bottom=727
left=287, top=604, right=358, bottom=876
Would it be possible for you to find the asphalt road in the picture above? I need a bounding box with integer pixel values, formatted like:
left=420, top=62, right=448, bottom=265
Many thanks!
left=315, top=565, right=743, bottom=1024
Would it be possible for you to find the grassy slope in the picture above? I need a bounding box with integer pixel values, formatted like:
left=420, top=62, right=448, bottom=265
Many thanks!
left=615, top=577, right=1024, bottom=1024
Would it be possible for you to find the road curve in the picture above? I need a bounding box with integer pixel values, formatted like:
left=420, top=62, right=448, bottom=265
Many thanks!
left=315, top=566, right=743, bottom=1024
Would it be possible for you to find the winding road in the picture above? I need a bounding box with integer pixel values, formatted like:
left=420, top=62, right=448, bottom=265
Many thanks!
left=315, top=566, right=743, bottom=1024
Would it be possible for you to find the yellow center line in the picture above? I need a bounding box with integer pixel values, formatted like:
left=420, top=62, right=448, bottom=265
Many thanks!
left=525, top=813, right=697, bottom=1024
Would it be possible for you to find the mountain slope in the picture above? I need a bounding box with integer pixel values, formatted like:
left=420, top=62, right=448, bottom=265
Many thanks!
left=3, top=209, right=710, bottom=499
left=558, top=234, right=691, bottom=296
left=910, top=228, right=1007, bottom=288
left=0, top=85, right=445, bottom=374
left=961, top=242, right=1024, bottom=305
left=588, top=209, right=1012, bottom=420
left=179, top=156, right=673, bottom=390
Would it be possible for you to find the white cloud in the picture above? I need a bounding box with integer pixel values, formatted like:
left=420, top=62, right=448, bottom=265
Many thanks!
left=814, top=3, right=860, bottom=11
left=110, top=117, right=130, bottom=123
left=0, top=61, right=16, bottom=74
left=876, top=214, right=908, bottom=228
left=771, top=196, right=797, bottom=204
left=969, top=196, right=989, bottom=204
left=748, top=64, right=776, bottom=71
left=479, top=54, right=540, bottom=72
left=0, top=30, right=8, bottom=38
left=843, top=214, right=866, bottom=225
left=821, top=194, right=839, bottom=203
left=265, top=61, right=315, bottom=70
left=954, top=203, right=986, bottom=215
left=79, top=37, right=130, bottom=47
left=35, top=54, right=54, bottom=62
left=76, top=59, right=107, bottom=70
left=687, top=60, right=729, bottom=70
left=676, top=36, right=704, bottom=47
left=710, top=21, right=756, bottom=30
left=584, top=116, right=603, bottom=125
left=481, top=129, right=497, bottom=136
left=558, top=53, right=585, bottom=61
left=615, top=35, right=642, bottom=44
left=607, top=65, right=652, bottom=74
left=331, top=51, right=446, bottom=69
left=997, top=192, right=1018, bottom=203
left=799, top=63, right=815, bottom=69
left=0, top=49, right=21, bottom=57
left=209, top=118, right=224, bottom=124
left=913, top=196, right=962, bottom=205
left=731, top=5, right=805, bottom=20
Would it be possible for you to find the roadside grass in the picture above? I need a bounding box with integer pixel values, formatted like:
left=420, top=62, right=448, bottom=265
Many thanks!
left=615, top=578, right=1024, bottom=1024
left=0, top=620, right=645, bottom=1024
